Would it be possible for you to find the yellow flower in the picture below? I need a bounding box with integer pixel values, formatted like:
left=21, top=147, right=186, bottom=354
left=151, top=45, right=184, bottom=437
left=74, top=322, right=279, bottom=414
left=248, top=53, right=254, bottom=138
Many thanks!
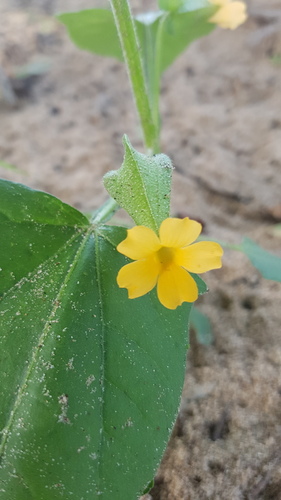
left=208, top=0, right=247, bottom=30
left=116, top=217, right=223, bottom=310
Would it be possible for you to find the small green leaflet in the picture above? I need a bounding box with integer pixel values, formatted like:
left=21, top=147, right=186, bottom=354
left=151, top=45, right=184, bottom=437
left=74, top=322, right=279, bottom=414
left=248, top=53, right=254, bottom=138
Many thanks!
left=103, top=135, right=173, bottom=232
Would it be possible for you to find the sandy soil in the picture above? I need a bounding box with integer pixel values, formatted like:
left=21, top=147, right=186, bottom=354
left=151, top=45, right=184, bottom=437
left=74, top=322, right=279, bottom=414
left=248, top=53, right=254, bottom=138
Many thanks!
left=1, top=0, right=281, bottom=499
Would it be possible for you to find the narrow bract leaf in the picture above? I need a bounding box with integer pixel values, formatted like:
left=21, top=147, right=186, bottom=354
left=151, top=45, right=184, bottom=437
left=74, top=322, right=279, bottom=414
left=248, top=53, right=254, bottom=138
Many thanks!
left=240, top=237, right=281, bottom=282
left=103, top=135, right=172, bottom=231
left=0, top=181, right=190, bottom=500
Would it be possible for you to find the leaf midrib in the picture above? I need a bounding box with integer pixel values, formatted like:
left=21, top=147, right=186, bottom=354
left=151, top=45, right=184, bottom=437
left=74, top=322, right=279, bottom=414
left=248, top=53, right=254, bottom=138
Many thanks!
left=126, top=142, right=158, bottom=232
left=93, top=230, right=106, bottom=495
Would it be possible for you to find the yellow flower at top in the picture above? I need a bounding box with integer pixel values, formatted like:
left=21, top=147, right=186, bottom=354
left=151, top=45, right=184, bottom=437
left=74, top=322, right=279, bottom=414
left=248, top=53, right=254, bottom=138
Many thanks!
left=208, top=0, right=247, bottom=30
left=116, top=217, right=223, bottom=310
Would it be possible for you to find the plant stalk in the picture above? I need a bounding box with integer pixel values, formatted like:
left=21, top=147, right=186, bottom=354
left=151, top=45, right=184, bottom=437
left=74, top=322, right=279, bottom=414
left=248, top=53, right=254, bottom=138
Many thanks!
left=91, top=197, right=119, bottom=224
left=110, top=0, right=159, bottom=154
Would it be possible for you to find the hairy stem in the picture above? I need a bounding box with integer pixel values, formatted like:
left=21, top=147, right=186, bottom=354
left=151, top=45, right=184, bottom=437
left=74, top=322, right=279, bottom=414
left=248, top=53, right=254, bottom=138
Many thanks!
left=110, top=0, right=158, bottom=154
left=91, top=197, right=119, bottom=224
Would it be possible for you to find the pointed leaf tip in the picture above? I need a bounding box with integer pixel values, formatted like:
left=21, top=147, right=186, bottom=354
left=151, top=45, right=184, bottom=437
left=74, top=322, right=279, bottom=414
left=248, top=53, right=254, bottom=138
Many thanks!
left=103, top=135, right=173, bottom=231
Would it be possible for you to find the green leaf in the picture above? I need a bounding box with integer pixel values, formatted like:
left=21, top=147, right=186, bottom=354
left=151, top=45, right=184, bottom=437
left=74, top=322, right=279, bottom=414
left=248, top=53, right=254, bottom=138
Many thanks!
left=0, top=180, right=190, bottom=499
left=103, top=135, right=172, bottom=231
left=190, top=306, right=213, bottom=345
left=58, top=5, right=215, bottom=74
left=158, top=0, right=184, bottom=11
left=142, top=479, right=154, bottom=495
left=134, top=5, right=217, bottom=76
left=191, top=273, right=208, bottom=295
left=57, top=9, right=123, bottom=60
left=177, top=0, right=215, bottom=13
left=0, top=179, right=88, bottom=295
left=240, top=237, right=281, bottom=282
left=155, top=5, right=215, bottom=73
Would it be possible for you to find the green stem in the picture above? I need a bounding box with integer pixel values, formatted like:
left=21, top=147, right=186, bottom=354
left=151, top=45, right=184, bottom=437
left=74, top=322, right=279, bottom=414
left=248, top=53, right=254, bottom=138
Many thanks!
left=110, top=0, right=158, bottom=154
left=91, top=197, right=119, bottom=224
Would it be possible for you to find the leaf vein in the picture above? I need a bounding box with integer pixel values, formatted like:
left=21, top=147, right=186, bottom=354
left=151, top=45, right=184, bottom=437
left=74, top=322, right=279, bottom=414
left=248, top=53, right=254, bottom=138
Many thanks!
left=0, top=227, right=93, bottom=459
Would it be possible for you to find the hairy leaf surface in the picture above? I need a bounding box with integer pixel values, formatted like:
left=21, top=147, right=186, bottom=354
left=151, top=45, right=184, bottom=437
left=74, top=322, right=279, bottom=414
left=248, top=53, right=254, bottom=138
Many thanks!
left=0, top=180, right=191, bottom=500
left=104, top=136, right=172, bottom=231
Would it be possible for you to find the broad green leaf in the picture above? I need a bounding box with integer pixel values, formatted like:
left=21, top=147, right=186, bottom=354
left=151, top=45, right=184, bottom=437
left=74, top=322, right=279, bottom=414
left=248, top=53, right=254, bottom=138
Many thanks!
left=0, top=180, right=191, bottom=500
left=240, top=237, right=281, bottom=282
left=57, top=9, right=123, bottom=60
left=0, top=179, right=88, bottom=295
left=190, top=306, right=213, bottom=345
left=103, top=135, right=172, bottom=231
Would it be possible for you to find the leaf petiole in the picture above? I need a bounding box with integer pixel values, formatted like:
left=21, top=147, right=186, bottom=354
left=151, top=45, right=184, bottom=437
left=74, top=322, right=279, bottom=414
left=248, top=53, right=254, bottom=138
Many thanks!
left=90, top=197, right=119, bottom=224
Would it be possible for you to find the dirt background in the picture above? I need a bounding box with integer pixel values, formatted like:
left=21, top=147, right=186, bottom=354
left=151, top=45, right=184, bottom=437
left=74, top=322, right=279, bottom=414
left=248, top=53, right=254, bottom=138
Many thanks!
left=0, top=0, right=281, bottom=499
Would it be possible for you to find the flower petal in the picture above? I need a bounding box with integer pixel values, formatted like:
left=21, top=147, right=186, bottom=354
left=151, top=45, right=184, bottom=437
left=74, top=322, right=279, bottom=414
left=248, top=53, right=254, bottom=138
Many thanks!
left=159, top=217, right=202, bottom=248
left=117, top=225, right=161, bottom=260
left=117, top=257, right=160, bottom=299
left=208, top=2, right=247, bottom=30
left=157, top=265, right=198, bottom=309
left=176, top=241, right=223, bottom=273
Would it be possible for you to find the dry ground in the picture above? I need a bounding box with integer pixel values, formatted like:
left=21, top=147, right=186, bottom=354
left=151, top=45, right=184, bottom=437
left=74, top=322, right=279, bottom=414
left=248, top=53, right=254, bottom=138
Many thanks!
left=0, top=0, right=281, bottom=499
